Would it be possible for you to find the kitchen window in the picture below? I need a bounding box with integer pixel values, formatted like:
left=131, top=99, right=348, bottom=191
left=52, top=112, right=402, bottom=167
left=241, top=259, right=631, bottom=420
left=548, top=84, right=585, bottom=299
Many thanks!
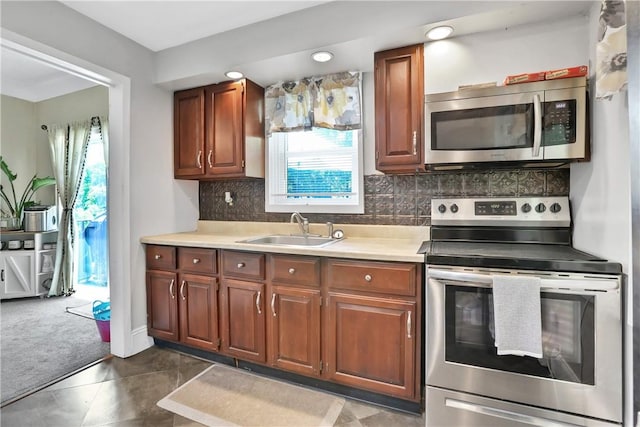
left=265, top=127, right=363, bottom=213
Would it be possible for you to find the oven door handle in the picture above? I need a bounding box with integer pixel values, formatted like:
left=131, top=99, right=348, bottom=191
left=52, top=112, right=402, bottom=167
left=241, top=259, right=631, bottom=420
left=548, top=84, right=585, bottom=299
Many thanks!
left=427, top=268, right=618, bottom=291
left=445, top=398, right=580, bottom=427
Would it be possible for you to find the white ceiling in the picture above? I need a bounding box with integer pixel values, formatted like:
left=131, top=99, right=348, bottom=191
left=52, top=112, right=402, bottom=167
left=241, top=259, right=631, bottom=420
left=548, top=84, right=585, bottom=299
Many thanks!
left=60, top=1, right=331, bottom=52
left=0, top=1, right=593, bottom=103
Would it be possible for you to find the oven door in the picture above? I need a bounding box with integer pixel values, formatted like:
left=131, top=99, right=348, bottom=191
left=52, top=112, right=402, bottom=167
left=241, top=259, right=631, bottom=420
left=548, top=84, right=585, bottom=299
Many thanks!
left=426, top=266, right=623, bottom=424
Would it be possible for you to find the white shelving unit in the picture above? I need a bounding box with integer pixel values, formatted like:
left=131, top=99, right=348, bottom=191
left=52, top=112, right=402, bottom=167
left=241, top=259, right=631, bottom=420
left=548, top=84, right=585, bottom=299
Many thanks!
left=0, top=230, right=57, bottom=300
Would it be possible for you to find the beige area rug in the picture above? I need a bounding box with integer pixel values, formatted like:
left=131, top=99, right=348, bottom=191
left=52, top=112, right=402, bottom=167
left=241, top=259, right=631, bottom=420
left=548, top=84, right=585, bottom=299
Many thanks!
left=157, top=364, right=345, bottom=427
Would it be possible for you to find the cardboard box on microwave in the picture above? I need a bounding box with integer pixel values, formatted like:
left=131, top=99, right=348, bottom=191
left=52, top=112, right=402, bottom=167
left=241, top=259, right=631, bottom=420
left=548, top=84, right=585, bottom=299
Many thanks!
left=503, top=71, right=546, bottom=85
left=545, top=65, right=588, bottom=80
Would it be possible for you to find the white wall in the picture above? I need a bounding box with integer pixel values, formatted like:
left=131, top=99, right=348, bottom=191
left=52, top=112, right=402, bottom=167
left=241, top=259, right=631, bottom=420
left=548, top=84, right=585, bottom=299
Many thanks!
left=2, top=1, right=199, bottom=356
left=0, top=95, right=38, bottom=214
left=571, top=4, right=632, bottom=426
left=571, top=4, right=631, bottom=273
left=424, top=15, right=590, bottom=94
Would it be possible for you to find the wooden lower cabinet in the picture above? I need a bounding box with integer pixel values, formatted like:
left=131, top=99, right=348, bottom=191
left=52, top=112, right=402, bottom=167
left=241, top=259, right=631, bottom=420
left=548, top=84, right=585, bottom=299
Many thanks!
left=178, top=273, right=219, bottom=350
left=146, top=246, right=421, bottom=403
left=324, top=292, right=416, bottom=399
left=146, top=245, right=219, bottom=351
left=146, top=270, right=179, bottom=341
left=268, top=285, right=321, bottom=376
left=220, top=278, right=266, bottom=362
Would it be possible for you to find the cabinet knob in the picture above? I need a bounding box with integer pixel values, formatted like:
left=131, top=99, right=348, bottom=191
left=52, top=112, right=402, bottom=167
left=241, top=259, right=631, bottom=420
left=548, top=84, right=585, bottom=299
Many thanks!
left=154, top=254, right=161, bottom=260
left=364, top=274, right=372, bottom=282
left=288, top=268, right=296, bottom=275
left=192, top=258, right=200, bottom=264
left=237, top=262, right=245, bottom=269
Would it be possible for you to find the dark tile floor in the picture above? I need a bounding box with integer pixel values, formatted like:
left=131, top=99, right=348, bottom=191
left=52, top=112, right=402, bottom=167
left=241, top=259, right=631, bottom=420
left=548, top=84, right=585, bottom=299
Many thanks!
left=0, top=346, right=425, bottom=427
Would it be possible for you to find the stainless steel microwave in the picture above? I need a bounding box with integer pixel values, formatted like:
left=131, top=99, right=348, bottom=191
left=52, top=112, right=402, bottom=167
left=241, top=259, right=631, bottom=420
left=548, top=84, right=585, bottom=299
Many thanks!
left=424, top=77, right=588, bottom=169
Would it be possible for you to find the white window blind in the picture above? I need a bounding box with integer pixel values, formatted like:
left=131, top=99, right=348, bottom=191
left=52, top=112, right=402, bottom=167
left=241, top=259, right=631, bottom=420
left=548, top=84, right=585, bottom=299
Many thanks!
left=266, top=128, right=363, bottom=214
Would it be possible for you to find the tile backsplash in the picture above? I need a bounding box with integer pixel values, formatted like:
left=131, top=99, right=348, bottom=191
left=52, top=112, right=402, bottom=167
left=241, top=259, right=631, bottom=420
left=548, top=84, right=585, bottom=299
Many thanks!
left=199, top=168, right=569, bottom=226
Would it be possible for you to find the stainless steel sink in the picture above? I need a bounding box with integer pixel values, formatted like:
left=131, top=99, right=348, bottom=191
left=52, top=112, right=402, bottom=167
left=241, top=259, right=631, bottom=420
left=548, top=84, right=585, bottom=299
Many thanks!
left=238, top=234, right=339, bottom=247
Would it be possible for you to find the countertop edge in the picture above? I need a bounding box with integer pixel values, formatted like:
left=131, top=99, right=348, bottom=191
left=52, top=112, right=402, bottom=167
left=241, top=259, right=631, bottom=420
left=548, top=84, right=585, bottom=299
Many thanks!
left=141, top=226, right=427, bottom=263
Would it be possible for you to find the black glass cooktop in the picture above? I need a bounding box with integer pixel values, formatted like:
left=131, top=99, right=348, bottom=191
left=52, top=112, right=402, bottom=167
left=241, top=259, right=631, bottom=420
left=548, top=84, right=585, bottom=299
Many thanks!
left=421, top=240, right=622, bottom=275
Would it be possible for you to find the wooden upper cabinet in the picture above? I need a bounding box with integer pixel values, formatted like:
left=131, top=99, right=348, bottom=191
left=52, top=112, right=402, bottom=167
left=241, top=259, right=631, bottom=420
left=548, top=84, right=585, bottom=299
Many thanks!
left=374, top=44, right=425, bottom=173
left=174, top=88, right=205, bottom=177
left=174, top=79, right=265, bottom=179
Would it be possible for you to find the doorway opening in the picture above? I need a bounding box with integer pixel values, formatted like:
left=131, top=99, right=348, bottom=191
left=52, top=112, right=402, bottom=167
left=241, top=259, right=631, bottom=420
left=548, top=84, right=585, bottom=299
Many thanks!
left=2, top=34, right=133, bottom=357
left=74, top=127, right=109, bottom=302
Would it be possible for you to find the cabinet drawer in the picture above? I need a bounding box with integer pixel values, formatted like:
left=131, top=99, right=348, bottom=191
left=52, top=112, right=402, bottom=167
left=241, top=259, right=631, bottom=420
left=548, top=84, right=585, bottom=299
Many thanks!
left=269, top=255, right=320, bottom=287
left=178, top=247, right=217, bottom=275
left=146, top=245, right=176, bottom=270
left=222, top=251, right=265, bottom=281
left=325, top=259, right=417, bottom=296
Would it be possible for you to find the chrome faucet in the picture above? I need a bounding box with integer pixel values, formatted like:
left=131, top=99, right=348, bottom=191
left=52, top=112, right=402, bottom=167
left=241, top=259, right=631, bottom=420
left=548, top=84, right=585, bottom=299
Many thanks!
left=326, top=222, right=334, bottom=238
left=290, top=212, right=309, bottom=236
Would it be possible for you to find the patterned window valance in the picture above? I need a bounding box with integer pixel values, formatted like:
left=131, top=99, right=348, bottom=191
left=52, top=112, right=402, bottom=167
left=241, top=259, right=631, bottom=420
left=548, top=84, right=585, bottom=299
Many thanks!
left=265, top=71, right=362, bottom=136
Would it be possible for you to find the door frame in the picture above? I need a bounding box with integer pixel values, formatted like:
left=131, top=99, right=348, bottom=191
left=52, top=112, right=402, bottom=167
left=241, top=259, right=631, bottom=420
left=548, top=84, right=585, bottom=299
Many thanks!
left=1, top=29, right=136, bottom=357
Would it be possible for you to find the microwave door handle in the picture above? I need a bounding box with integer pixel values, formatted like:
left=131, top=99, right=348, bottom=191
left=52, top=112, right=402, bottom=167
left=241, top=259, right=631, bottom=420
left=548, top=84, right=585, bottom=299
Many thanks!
left=533, top=93, right=542, bottom=157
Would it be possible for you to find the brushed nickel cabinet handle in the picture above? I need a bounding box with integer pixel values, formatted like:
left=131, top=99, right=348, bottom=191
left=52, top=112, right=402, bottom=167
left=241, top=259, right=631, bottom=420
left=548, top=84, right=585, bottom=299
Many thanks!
left=237, top=262, right=245, bottom=269
left=154, top=254, right=161, bottom=260
left=407, top=311, right=412, bottom=339
left=196, top=150, right=202, bottom=168
left=180, top=280, right=186, bottom=301
left=169, top=279, right=175, bottom=299
left=271, top=293, right=277, bottom=317
left=412, top=131, right=417, bottom=156
left=364, top=274, right=372, bottom=282
left=207, top=150, right=213, bottom=168
left=192, top=258, right=200, bottom=264
left=288, top=268, right=296, bottom=275
left=255, top=291, right=262, bottom=314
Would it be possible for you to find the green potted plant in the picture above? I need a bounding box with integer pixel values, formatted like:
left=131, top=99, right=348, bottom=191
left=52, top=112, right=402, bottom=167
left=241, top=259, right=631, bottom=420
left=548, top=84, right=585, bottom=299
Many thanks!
left=0, top=156, right=56, bottom=230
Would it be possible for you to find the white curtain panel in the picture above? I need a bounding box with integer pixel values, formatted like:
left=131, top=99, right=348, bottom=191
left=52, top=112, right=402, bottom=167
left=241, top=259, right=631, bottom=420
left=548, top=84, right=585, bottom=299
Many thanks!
left=46, top=119, right=93, bottom=296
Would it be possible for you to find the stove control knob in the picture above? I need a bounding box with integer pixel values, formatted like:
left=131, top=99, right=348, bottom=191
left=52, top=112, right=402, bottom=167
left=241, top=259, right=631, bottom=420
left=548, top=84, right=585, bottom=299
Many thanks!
left=438, top=204, right=447, bottom=213
left=450, top=204, right=459, bottom=213
left=521, top=203, right=532, bottom=213
left=550, top=203, right=562, bottom=213
left=535, top=203, right=546, bottom=213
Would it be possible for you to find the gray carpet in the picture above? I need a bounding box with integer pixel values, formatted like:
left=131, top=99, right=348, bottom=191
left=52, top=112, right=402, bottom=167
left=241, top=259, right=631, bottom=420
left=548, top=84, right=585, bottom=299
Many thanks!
left=0, top=295, right=111, bottom=404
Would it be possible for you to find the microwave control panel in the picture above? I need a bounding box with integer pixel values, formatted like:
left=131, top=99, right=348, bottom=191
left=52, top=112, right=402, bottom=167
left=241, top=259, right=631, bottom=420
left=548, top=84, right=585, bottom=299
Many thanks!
left=543, top=100, right=577, bottom=146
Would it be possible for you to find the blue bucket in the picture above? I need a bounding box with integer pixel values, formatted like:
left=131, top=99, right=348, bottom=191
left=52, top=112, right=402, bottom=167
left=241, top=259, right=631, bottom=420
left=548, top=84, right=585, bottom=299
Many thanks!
left=93, top=300, right=111, bottom=321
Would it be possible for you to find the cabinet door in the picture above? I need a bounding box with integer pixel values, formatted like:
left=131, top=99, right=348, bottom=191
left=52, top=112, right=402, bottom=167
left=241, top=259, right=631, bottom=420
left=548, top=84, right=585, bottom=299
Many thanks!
left=220, top=279, right=266, bottom=362
left=268, top=285, right=321, bottom=376
left=205, top=81, right=244, bottom=177
left=174, top=88, right=205, bottom=178
left=0, top=252, right=35, bottom=299
left=146, top=270, right=179, bottom=341
left=179, top=274, right=219, bottom=351
left=324, top=292, right=416, bottom=399
left=374, top=44, right=424, bottom=172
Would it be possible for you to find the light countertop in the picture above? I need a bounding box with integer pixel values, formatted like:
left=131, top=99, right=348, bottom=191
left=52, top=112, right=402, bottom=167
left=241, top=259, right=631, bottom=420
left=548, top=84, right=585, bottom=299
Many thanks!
left=140, top=221, right=429, bottom=263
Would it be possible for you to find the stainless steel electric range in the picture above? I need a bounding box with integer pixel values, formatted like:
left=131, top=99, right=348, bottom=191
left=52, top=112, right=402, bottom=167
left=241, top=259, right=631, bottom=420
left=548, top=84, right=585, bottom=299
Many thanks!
left=422, top=196, right=624, bottom=427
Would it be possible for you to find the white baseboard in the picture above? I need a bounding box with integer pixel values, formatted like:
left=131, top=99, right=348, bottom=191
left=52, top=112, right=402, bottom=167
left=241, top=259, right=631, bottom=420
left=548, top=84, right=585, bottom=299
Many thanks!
left=130, top=325, right=154, bottom=356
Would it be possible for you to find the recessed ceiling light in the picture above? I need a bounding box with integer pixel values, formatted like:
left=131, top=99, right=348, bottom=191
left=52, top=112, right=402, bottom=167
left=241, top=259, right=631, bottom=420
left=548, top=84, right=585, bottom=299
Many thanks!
left=311, top=51, right=333, bottom=63
left=426, top=25, right=454, bottom=41
left=225, top=71, right=244, bottom=79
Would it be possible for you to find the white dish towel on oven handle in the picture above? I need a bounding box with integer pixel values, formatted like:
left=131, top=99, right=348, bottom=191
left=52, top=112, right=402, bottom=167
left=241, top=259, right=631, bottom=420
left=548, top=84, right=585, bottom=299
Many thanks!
left=492, top=275, right=543, bottom=358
